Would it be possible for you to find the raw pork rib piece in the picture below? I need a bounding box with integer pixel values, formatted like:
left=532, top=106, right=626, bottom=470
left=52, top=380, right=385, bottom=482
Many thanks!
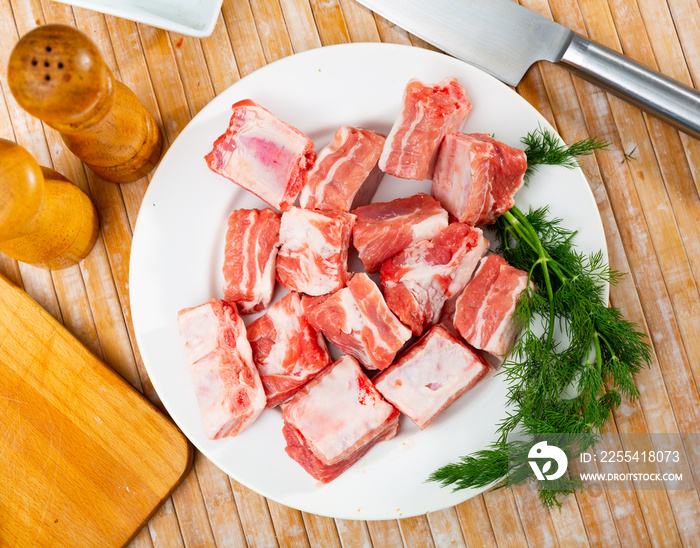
left=380, top=223, right=489, bottom=336
left=453, top=254, right=531, bottom=359
left=281, top=355, right=400, bottom=483
left=222, top=208, right=281, bottom=314
left=379, top=78, right=471, bottom=180
left=276, top=207, right=356, bottom=296
left=299, top=126, right=386, bottom=212
left=247, top=291, right=331, bottom=408
left=432, top=133, right=527, bottom=226
left=374, top=324, right=491, bottom=429
left=177, top=299, right=240, bottom=365
left=305, top=273, right=412, bottom=370
left=300, top=293, right=331, bottom=316
left=352, top=193, right=449, bottom=273
left=205, top=99, right=316, bottom=211
left=177, top=300, right=265, bottom=439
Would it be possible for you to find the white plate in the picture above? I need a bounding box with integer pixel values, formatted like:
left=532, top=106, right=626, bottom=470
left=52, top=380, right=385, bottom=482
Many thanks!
left=130, top=43, right=607, bottom=520
left=55, top=0, right=222, bottom=38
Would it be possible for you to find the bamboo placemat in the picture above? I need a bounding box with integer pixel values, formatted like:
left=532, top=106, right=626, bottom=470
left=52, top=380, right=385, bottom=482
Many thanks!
left=1, top=0, right=699, bottom=545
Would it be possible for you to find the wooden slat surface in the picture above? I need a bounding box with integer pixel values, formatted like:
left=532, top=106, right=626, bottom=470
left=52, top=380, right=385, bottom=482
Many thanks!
left=1, top=0, right=699, bottom=545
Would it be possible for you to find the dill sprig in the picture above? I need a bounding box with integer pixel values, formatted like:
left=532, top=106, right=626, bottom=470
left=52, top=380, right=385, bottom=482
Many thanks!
left=522, top=126, right=609, bottom=181
left=428, top=138, right=651, bottom=507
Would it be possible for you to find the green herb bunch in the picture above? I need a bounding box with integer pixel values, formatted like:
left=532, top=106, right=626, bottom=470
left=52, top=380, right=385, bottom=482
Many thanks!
left=429, top=129, right=651, bottom=507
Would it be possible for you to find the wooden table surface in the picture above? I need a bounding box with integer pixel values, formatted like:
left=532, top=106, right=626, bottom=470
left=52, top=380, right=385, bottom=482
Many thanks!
left=2, top=0, right=699, bottom=546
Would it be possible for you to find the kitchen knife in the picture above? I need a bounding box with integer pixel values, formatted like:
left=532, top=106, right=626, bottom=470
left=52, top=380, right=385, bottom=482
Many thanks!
left=355, top=0, right=700, bottom=139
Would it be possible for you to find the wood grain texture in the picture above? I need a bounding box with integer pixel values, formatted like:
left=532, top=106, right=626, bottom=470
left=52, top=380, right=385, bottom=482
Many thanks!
left=0, top=163, right=100, bottom=269
left=0, top=273, right=192, bottom=546
left=1, top=0, right=699, bottom=545
left=7, top=24, right=162, bottom=183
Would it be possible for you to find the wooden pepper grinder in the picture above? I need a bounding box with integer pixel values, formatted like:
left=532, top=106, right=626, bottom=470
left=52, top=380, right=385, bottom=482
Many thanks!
left=7, top=24, right=162, bottom=184
left=0, top=139, right=99, bottom=269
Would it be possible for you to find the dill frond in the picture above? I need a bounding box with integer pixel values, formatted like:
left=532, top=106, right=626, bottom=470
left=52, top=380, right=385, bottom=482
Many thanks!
left=522, top=126, right=609, bottom=182
left=430, top=177, right=650, bottom=508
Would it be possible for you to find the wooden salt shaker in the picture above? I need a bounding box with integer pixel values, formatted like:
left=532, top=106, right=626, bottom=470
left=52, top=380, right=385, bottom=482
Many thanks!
left=7, top=24, right=162, bottom=184
left=0, top=139, right=99, bottom=269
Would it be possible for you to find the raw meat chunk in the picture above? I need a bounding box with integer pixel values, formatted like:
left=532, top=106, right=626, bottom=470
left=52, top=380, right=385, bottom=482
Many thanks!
left=300, top=293, right=331, bottom=316
left=222, top=208, right=281, bottom=314
left=380, top=223, right=489, bottom=336
left=177, top=298, right=243, bottom=365
left=187, top=348, right=265, bottom=439
left=276, top=207, right=356, bottom=296
left=374, top=324, right=491, bottom=429
left=247, top=291, right=331, bottom=408
left=281, top=355, right=400, bottom=483
left=453, top=254, right=532, bottom=359
left=177, top=300, right=265, bottom=439
left=306, top=273, right=412, bottom=370
left=205, top=99, right=316, bottom=211
left=379, top=78, right=471, bottom=180
left=352, top=193, right=449, bottom=272
left=299, top=126, right=386, bottom=212
left=432, top=133, right=527, bottom=226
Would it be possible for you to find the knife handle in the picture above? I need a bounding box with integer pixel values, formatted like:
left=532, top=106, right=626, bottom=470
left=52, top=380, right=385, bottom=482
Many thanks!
left=558, top=34, right=700, bottom=140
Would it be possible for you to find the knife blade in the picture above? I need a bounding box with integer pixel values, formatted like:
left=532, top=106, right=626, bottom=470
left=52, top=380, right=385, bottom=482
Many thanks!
left=356, top=0, right=700, bottom=139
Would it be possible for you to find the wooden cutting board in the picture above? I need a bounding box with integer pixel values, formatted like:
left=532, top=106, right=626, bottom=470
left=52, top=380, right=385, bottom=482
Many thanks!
left=0, top=272, right=193, bottom=547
